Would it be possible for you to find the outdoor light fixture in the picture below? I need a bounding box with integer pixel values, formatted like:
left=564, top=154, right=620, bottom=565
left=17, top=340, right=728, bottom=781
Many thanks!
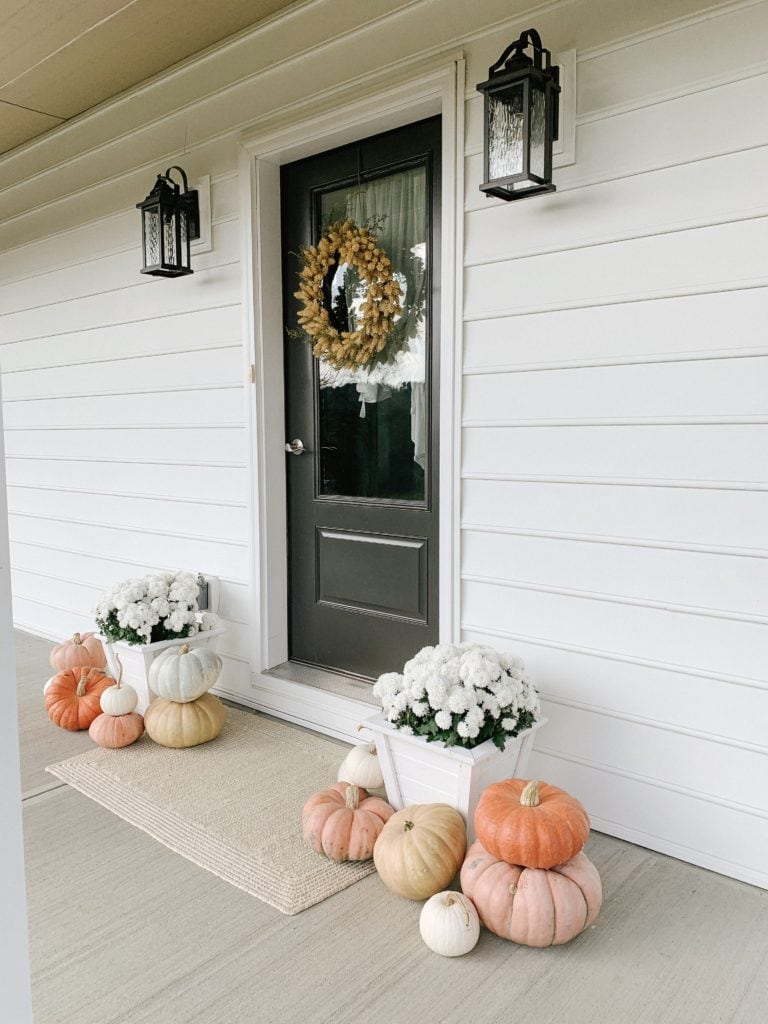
left=477, top=28, right=561, bottom=201
left=136, top=166, right=200, bottom=276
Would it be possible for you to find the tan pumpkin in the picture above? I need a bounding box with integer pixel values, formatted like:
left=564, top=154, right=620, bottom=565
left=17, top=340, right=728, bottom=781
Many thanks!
left=45, top=667, right=115, bottom=731
left=373, top=803, right=467, bottom=900
left=460, top=839, right=602, bottom=947
left=474, top=778, right=590, bottom=869
left=49, top=632, right=107, bottom=672
left=302, top=782, right=394, bottom=862
left=89, top=712, right=144, bottom=749
left=144, top=692, right=226, bottom=748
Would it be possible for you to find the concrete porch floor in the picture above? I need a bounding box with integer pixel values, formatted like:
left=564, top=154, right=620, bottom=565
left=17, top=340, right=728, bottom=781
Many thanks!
left=17, top=630, right=768, bottom=1024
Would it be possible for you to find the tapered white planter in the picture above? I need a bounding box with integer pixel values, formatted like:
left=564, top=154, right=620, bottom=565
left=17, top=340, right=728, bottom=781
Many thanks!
left=364, top=714, right=545, bottom=843
left=101, top=627, right=226, bottom=713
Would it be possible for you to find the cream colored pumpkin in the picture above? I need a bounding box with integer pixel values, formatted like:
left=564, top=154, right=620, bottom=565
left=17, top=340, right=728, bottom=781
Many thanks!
left=100, top=681, right=138, bottom=716
left=337, top=742, right=384, bottom=792
left=373, top=803, right=467, bottom=901
left=144, top=692, right=226, bottom=748
left=419, top=891, right=480, bottom=957
left=149, top=643, right=222, bottom=703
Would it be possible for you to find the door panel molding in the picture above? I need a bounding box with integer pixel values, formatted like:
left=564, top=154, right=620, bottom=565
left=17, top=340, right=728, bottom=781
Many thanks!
left=238, top=53, right=464, bottom=732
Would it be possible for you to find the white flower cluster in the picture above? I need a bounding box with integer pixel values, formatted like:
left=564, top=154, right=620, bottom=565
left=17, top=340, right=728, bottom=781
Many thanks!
left=373, top=642, right=539, bottom=746
left=95, top=571, right=217, bottom=644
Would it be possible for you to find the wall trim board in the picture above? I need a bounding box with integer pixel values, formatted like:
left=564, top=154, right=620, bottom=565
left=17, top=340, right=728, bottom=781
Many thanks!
left=461, top=523, right=768, bottom=561
left=463, top=347, right=768, bottom=375
left=461, top=416, right=768, bottom=428
left=7, top=511, right=248, bottom=549
left=462, top=622, right=768, bottom=693
left=461, top=471, right=768, bottom=493
left=5, top=483, right=248, bottom=510
left=463, top=276, right=768, bottom=322
left=461, top=572, right=768, bottom=627
left=539, top=692, right=768, bottom=757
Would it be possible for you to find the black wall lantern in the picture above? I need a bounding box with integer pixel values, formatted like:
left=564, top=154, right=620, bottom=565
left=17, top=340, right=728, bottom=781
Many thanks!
left=136, top=166, right=200, bottom=277
left=477, top=28, right=561, bottom=201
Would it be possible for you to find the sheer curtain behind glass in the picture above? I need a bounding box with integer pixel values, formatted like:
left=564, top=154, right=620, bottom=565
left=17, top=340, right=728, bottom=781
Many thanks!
left=319, top=165, right=428, bottom=498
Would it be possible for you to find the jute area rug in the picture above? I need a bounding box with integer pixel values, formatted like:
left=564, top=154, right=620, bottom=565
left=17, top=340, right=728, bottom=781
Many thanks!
left=46, top=708, right=374, bottom=915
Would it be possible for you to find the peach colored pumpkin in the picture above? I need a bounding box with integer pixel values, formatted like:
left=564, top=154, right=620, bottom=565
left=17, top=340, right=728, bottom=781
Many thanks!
left=144, top=692, right=226, bottom=748
left=50, top=632, right=106, bottom=672
left=460, top=839, right=602, bottom=947
left=45, top=667, right=115, bottom=731
left=474, top=778, right=590, bottom=869
left=373, top=803, right=467, bottom=900
left=302, top=782, right=394, bottom=863
left=89, top=712, right=144, bottom=749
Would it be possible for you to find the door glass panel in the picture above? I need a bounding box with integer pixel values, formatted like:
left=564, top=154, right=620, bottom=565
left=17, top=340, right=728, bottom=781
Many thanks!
left=317, top=165, right=427, bottom=501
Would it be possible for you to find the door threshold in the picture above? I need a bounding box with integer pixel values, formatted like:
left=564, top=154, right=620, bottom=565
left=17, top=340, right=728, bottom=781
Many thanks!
left=264, top=660, right=378, bottom=705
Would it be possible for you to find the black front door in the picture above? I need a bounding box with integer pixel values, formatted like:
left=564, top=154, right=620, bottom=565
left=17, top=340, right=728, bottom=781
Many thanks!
left=281, top=117, right=441, bottom=679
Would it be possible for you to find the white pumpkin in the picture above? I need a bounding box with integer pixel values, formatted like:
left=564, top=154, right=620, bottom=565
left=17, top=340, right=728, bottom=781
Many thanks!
left=149, top=643, right=222, bottom=703
left=43, top=676, right=55, bottom=695
left=419, top=891, right=480, bottom=958
left=337, top=742, right=384, bottom=791
left=100, top=681, right=139, bottom=716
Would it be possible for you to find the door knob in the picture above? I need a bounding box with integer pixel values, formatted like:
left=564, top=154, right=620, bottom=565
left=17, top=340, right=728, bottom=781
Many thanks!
left=285, top=438, right=305, bottom=455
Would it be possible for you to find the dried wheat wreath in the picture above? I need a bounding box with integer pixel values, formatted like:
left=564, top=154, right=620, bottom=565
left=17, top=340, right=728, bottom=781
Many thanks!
left=294, top=219, right=403, bottom=371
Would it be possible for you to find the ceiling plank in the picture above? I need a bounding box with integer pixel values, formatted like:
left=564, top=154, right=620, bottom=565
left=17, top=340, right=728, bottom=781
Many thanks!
left=0, top=100, right=63, bottom=154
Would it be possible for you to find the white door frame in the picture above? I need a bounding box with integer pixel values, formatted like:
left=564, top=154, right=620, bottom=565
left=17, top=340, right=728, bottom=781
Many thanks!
left=235, top=51, right=465, bottom=742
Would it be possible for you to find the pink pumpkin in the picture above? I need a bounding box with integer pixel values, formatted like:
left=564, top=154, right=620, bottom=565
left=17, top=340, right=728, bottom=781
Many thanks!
left=50, top=632, right=106, bottom=672
left=89, top=712, right=144, bottom=749
left=460, top=840, right=602, bottom=947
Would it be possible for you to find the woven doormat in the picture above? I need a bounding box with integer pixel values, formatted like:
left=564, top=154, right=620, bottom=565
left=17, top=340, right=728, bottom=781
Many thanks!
left=47, top=709, right=374, bottom=915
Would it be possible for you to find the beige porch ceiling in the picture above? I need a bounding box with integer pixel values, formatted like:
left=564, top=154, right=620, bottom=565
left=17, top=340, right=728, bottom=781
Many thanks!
left=0, top=0, right=298, bottom=157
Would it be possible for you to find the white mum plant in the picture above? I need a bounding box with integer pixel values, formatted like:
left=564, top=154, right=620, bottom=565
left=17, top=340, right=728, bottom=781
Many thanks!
left=373, top=642, right=540, bottom=751
left=95, top=571, right=218, bottom=646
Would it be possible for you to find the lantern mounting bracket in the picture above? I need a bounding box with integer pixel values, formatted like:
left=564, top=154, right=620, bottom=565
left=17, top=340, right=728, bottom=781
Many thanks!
left=163, top=166, right=201, bottom=241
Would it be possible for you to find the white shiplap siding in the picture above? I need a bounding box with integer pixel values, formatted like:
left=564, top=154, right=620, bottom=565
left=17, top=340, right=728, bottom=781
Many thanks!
left=0, top=0, right=765, bottom=886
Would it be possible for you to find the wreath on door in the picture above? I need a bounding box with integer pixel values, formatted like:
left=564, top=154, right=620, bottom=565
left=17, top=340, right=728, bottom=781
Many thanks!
left=293, top=219, right=403, bottom=371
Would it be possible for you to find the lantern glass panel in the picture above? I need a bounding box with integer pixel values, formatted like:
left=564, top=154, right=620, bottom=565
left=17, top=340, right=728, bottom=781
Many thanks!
left=143, top=208, right=161, bottom=267
left=529, top=84, right=547, bottom=180
left=179, top=209, right=190, bottom=270
left=488, top=82, right=525, bottom=181
left=163, top=212, right=178, bottom=267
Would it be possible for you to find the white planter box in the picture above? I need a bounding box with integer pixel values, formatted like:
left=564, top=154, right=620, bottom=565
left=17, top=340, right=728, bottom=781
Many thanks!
left=101, top=627, right=226, bottom=713
left=364, top=713, right=546, bottom=843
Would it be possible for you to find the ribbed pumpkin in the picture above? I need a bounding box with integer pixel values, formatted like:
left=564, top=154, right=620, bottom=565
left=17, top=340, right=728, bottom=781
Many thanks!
left=474, top=779, right=590, bottom=869
left=460, top=839, right=602, bottom=947
left=89, top=712, right=145, bottom=749
left=144, top=692, right=226, bottom=748
left=337, top=741, right=384, bottom=792
left=373, top=803, right=467, bottom=900
left=149, top=643, right=222, bottom=703
left=50, top=632, right=106, bottom=672
left=302, top=782, right=394, bottom=862
left=45, top=667, right=115, bottom=731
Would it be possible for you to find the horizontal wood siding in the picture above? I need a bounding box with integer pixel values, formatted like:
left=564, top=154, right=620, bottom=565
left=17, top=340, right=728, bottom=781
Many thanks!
left=0, top=0, right=765, bottom=887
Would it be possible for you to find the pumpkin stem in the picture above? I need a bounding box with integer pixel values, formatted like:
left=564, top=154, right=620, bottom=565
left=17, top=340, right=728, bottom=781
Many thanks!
left=520, top=780, right=541, bottom=807
left=72, top=632, right=82, bottom=645
left=345, top=784, right=361, bottom=810
left=442, top=893, right=470, bottom=928
left=403, top=820, right=415, bottom=832
left=178, top=644, right=190, bottom=655
left=114, top=652, right=124, bottom=689
left=76, top=669, right=88, bottom=697
left=369, top=744, right=377, bottom=755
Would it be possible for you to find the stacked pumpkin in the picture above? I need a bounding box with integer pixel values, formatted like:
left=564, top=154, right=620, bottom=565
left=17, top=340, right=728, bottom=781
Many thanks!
left=45, top=632, right=114, bottom=733
left=461, top=778, right=602, bottom=948
left=89, top=665, right=145, bottom=749
left=144, top=643, right=226, bottom=748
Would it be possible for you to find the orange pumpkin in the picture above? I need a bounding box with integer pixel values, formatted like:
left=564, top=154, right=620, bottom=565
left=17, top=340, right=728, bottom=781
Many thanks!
left=474, top=778, right=590, bottom=869
left=89, top=712, right=145, bottom=749
left=302, top=782, right=395, bottom=863
left=460, top=839, right=602, bottom=947
left=50, top=632, right=107, bottom=672
left=45, top=667, right=115, bottom=731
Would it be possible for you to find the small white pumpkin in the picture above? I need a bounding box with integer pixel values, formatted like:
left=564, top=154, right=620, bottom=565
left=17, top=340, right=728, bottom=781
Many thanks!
left=149, top=643, right=222, bottom=703
left=100, top=681, right=138, bottom=716
left=419, top=891, right=480, bottom=958
left=337, top=741, right=385, bottom=792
